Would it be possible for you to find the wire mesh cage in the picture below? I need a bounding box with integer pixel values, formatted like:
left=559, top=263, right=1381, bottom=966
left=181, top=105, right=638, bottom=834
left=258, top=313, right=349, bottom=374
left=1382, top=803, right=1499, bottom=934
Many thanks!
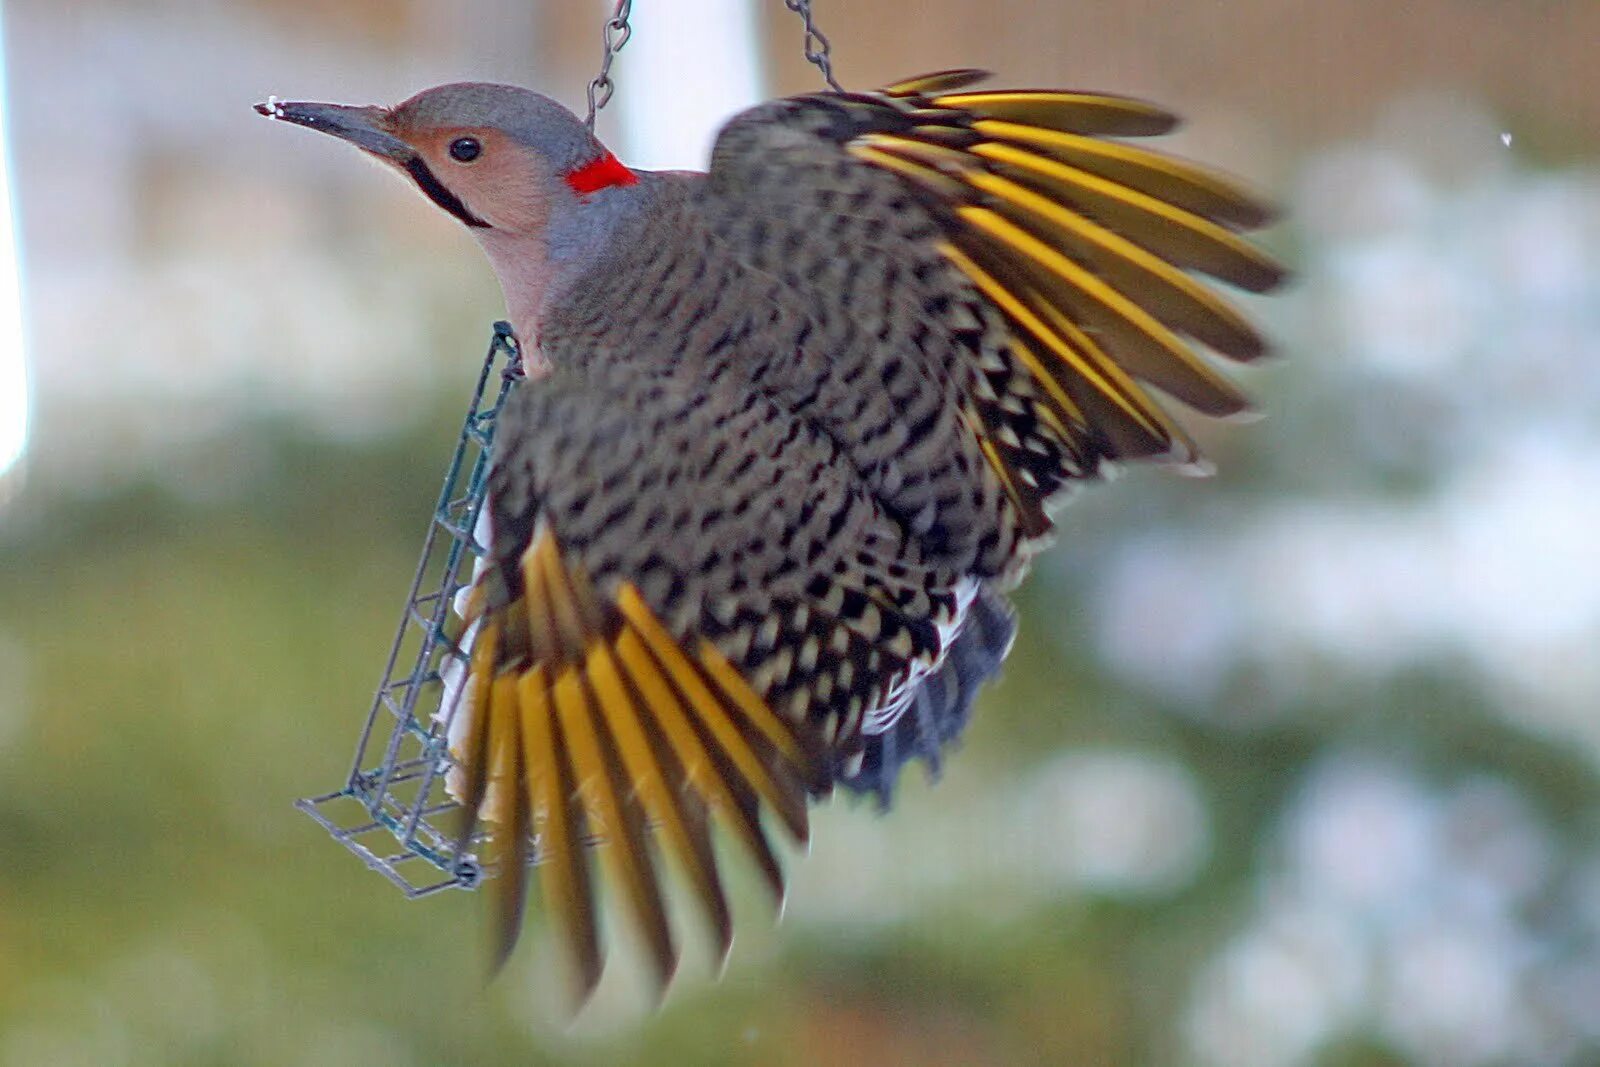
left=296, top=322, right=522, bottom=898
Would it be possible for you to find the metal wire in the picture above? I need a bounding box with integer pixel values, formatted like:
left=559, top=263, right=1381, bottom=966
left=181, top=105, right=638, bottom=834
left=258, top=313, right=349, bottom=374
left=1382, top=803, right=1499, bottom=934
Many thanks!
left=585, top=0, right=635, bottom=131
left=297, top=324, right=523, bottom=897
left=587, top=0, right=843, bottom=133
left=784, top=0, right=844, bottom=93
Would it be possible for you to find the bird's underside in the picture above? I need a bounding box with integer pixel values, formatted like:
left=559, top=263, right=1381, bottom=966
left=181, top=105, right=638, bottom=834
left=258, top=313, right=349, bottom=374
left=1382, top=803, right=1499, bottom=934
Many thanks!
left=433, top=69, right=1284, bottom=1003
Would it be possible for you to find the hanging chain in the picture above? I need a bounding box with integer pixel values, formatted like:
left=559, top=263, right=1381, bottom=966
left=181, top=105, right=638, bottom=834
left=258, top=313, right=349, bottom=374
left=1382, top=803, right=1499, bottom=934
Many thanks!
left=585, top=0, right=634, bottom=131
left=784, top=0, right=844, bottom=93
left=585, top=0, right=842, bottom=131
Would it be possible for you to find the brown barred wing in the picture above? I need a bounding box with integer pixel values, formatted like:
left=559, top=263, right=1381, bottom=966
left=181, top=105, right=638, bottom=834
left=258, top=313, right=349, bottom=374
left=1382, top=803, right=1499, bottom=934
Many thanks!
left=704, top=71, right=1285, bottom=552
left=457, top=367, right=962, bottom=1005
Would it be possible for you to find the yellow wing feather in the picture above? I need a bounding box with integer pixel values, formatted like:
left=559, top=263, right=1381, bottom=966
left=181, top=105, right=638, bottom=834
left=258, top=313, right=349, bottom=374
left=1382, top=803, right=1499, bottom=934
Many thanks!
left=881, top=68, right=991, bottom=97
left=933, top=90, right=1178, bottom=137
left=956, top=204, right=1254, bottom=416
left=487, top=672, right=529, bottom=973
left=617, top=586, right=810, bottom=841
left=975, top=118, right=1274, bottom=228
left=457, top=527, right=820, bottom=1002
left=609, top=620, right=787, bottom=900
left=551, top=664, right=676, bottom=990
left=963, top=168, right=1266, bottom=361
left=516, top=664, right=602, bottom=1002
left=585, top=638, right=734, bottom=962
left=970, top=138, right=1284, bottom=293
left=936, top=240, right=1183, bottom=459
left=841, top=75, right=1283, bottom=501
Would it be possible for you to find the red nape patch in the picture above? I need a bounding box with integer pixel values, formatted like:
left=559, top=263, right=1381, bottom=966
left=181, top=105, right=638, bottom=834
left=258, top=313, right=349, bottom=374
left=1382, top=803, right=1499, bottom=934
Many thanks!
left=564, top=151, right=638, bottom=197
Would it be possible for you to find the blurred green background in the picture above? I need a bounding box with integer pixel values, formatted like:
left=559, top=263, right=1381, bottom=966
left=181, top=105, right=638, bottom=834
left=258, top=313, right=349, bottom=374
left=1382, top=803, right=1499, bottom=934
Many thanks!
left=3, top=1, right=1599, bottom=1064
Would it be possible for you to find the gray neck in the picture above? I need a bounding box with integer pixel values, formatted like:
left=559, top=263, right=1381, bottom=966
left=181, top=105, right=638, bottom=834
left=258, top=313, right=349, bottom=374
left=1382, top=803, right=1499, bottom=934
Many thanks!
left=473, top=174, right=659, bottom=345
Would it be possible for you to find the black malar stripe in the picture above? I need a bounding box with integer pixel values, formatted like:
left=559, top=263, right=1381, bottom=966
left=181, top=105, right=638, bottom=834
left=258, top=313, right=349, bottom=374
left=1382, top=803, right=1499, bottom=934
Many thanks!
left=405, top=156, right=490, bottom=228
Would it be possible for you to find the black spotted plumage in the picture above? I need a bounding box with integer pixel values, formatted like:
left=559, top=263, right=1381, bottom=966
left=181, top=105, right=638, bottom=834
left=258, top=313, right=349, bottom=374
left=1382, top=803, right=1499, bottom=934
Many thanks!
left=272, top=69, right=1284, bottom=1004
left=454, top=71, right=1284, bottom=1002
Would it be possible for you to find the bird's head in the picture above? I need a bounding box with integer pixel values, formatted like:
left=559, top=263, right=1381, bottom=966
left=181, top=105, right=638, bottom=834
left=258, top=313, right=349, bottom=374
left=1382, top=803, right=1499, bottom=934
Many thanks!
left=255, top=83, right=638, bottom=236
left=258, top=82, right=645, bottom=337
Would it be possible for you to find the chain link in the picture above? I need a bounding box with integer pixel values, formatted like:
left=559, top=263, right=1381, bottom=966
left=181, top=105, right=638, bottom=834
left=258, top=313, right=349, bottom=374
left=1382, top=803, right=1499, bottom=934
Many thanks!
left=784, top=0, right=844, bottom=93
left=585, top=0, right=634, bottom=131
left=585, top=0, right=842, bottom=132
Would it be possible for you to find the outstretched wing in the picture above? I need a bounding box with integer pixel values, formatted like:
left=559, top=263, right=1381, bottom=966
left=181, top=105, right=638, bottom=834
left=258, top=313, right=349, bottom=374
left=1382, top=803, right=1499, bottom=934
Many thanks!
left=455, top=70, right=1284, bottom=1004
left=703, top=70, right=1285, bottom=550
left=456, top=366, right=961, bottom=1003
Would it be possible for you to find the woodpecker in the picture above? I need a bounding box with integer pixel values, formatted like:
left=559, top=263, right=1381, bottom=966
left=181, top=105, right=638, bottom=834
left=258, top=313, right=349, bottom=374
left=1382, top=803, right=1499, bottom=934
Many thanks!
left=258, top=71, right=1283, bottom=1003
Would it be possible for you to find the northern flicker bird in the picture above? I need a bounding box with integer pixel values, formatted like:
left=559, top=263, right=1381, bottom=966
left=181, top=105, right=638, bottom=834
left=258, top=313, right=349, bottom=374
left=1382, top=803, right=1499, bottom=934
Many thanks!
left=258, top=70, right=1283, bottom=1002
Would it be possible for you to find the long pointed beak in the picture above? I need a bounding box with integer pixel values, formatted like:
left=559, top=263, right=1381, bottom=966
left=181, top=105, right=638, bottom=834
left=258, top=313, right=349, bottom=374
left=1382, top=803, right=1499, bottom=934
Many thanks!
left=254, top=98, right=412, bottom=162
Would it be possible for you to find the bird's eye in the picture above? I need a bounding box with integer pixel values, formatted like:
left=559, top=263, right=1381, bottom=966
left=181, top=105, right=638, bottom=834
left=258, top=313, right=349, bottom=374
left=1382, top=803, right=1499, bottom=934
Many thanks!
left=449, top=137, right=482, bottom=163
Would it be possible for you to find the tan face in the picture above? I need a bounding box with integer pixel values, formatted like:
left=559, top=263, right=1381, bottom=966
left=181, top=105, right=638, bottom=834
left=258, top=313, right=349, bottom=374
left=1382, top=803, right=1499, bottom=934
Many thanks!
left=259, top=87, right=587, bottom=237
left=386, top=118, right=557, bottom=235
